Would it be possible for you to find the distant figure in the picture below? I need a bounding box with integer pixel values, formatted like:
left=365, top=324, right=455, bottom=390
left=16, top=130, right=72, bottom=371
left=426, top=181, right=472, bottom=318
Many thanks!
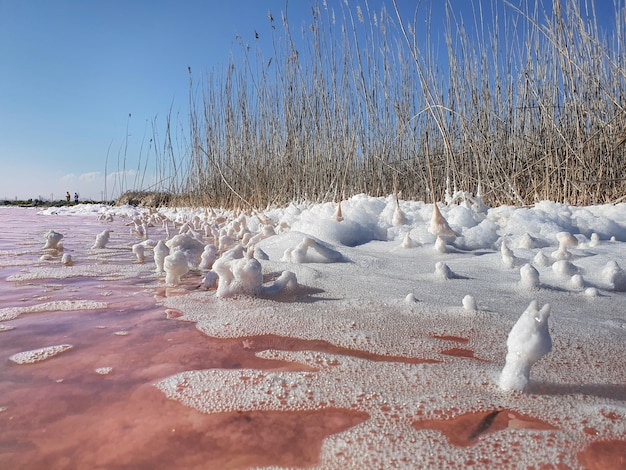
left=74, top=192, right=79, bottom=204
left=66, top=192, right=71, bottom=202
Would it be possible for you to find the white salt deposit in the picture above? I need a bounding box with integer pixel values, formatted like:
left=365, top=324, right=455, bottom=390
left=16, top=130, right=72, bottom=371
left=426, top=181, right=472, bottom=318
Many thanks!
left=519, top=263, right=540, bottom=289
left=2, top=196, right=626, bottom=468
left=500, top=239, right=517, bottom=268
left=91, top=230, right=112, bottom=249
left=95, top=367, right=113, bottom=375
left=434, top=261, right=454, bottom=280
left=153, top=239, right=169, bottom=273
left=213, top=247, right=263, bottom=298
left=552, top=259, right=578, bottom=276
left=43, top=230, right=64, bottom=250
left=0, top=300, right=108, bottom=321
left=499, top=301, right=552, bottom=392
left=552, top=231, right=578, bottom=260
left=166, top=233, right=205, bottom=269
left=462, top=294, right=476, bottom=311
left=132, top=243, right=145, bottom=263
left=10, top=344, right=73, bottom=364
left=282, top=236, right=343, bottom=263
left=163, top=250, right=190, bottom=285
left=602, top=260, right=626, bottom=292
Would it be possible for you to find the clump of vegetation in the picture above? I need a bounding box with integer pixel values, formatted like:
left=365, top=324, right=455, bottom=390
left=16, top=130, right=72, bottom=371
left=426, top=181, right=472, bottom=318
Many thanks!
left=116, top=191, right=172, bottom=207
left=152, top=0, right=626, bottom=208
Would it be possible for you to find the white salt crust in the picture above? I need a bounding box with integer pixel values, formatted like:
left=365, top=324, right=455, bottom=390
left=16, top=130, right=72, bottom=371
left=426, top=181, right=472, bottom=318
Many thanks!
left=0, top=300, right=108, bottom=321
left=9, top=344, right=73, bottom=364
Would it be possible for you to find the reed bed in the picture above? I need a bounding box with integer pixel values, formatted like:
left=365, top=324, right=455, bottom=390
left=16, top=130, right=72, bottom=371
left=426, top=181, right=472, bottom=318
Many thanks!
left=152, top=0, right=626, bottom=208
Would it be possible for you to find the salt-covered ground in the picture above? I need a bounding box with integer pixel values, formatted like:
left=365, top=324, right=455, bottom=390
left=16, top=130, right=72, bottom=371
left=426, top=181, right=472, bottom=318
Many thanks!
left=0, top=195, right=625, bottom=469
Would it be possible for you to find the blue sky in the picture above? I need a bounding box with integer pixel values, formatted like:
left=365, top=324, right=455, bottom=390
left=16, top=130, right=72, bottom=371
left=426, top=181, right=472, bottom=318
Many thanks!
left=0, top=0, right=616, bottom=201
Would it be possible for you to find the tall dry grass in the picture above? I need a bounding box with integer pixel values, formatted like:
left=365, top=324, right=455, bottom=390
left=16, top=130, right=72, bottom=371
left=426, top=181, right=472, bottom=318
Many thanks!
left=153, top=0, right=626, bottom=208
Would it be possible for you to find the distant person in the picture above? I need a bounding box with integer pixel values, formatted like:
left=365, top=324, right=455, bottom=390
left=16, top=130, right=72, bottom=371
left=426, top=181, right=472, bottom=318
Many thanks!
left=66, top=192, right=71, bottom=202
left=74, top=192, right=79, bottom=204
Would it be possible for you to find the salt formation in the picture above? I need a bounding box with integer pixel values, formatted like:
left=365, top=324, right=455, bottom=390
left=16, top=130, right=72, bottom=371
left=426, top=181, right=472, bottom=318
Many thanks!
left=132, top=243, right=145, bottom=263
left=601, top=260, right=626, bottom=291
left=500, top=240, right=517, bottom=268
left=570, top=274, right=585, bottom=290
left=333, top=201, right=344, bottom=222
left=10, top=344, right=73, bottom=364
left=434, top=261, right=455, bottom=280
left=519, top=263, right=540, bottom=289
left=462, top=294, right=477, bottom=311
left=552, top=231, right=578, bottom=260
left=166, top=233, right=205, bottom=269
left=282, top=236, right=343, bottom=263
left=43, top=230, right=64, bottom=250
left=392, top=201, right=407, bottom=226
left=401, top=232, right=419, bottom=248
left=213, top=246, right=263, bottom=297
left=533, top=251, right=552, bottom=267
left=91, top=230, right=112, bottom=249
left=200, top=270, right=218, bottom=288
left=245, top=224, right=276, bottom=247
left=499, top=301, right=552, bottom=392
left=198, top=244, right=217, bottom=270
left=517, top=232, right=538, bottom=249
left=163, top=250, right=190, bottom=285
left=434, top=235, right=448, bottom=253
left=552, top=259, right=578, bottom=276
left=429, top=203, right=457, bottom=239
left=153, top=240, right=169, bottom=273
left=261, top=270, right=298, bottom=295
left=61, top=253, right=73, bottom=266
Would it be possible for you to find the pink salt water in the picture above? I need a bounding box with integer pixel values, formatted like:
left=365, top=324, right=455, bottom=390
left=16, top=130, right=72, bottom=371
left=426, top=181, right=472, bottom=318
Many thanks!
left=0, top=206, right=624, bottom=469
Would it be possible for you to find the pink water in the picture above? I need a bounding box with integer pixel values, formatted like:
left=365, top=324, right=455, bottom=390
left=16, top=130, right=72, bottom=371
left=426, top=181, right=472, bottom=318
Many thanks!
left=0, top=207, right=624, bottom=469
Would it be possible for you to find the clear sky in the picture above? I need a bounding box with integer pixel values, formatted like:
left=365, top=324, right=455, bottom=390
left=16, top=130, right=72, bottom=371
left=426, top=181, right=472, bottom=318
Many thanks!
left=0, top=0, right=616, bottom=201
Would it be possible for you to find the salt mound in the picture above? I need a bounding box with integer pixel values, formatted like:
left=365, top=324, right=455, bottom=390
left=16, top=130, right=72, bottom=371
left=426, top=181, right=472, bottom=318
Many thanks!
left=602, top=260, right=626, bottom=292
left=282, top=236, right=343, bottom=263
left=10, top=344, right=73, bottom=364
left=166, top=233, right=205, bottom=269
left=43, top=230, right=64, bottom=250
left=91, top=230, right=112, bottom=249
left=213, top=246, right=263, bottom=298
left=163, top=250, right=190, bottom=286
left=519, top=264, right=540, bottom=289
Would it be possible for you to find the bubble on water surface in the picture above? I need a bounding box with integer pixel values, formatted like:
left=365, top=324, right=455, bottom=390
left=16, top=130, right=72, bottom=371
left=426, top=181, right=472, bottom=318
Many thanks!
left=9, top=344, right=73, bottom=364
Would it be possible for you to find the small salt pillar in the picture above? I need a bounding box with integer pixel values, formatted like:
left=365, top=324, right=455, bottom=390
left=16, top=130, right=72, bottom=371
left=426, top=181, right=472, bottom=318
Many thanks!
left=499, top=301, right=552, bottom=392
left=92, top=230, right=112, bottom=249
left=163, top=250, right=189, bottom=285
left=154, top=240, right=170, bottom=273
